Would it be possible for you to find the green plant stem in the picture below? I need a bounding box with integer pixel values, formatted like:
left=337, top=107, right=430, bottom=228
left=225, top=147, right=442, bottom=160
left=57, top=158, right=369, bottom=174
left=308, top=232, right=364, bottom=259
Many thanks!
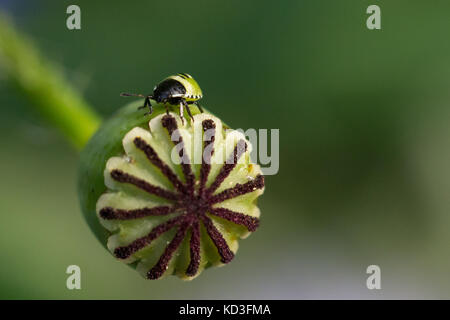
left=0, top=13, right=101, bottom=150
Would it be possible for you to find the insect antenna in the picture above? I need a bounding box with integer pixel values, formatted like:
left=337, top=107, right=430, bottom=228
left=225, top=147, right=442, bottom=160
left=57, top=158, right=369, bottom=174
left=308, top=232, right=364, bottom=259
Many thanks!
left=120, top=92, right=152, bottom=98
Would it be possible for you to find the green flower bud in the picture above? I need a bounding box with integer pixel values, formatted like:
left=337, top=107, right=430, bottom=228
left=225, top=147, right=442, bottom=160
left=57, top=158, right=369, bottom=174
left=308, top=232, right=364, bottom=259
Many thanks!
left=78, top=101, right=265, bottom=280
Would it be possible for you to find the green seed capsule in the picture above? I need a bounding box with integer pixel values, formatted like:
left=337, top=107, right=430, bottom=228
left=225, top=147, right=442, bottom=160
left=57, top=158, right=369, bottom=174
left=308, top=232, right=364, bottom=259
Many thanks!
left=78, top=101, right=265, bottom=280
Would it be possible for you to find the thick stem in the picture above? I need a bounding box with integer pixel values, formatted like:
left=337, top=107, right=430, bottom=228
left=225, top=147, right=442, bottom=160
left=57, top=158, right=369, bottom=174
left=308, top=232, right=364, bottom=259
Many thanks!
left=0, top=13, right=101, bottom=150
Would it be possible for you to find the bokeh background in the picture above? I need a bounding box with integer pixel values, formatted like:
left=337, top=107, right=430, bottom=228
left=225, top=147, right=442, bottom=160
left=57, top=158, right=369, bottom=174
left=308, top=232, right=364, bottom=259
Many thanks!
left=1, top=0, right=450, bottom=299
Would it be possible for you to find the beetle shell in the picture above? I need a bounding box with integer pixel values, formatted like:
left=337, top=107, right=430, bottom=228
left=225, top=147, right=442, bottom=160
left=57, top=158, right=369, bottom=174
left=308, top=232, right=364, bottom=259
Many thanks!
left=153, top=78, right=186, bottom=102
left=153, top=73, right=203, bottom=103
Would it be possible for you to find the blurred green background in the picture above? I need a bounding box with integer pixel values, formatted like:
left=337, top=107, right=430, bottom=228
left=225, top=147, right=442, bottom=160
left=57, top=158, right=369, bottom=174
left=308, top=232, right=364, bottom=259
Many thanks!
left=1, top=0, right=450, bottom=299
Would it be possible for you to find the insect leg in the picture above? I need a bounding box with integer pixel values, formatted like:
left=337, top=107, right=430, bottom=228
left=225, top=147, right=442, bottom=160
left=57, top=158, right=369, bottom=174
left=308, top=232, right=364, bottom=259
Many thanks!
left=138, top=98, right=147, bottom=110
left=195, top=102, right=204, bottom=113
left=142, top=97, right=154, bottom=116
left=183, top=100, right=195, bottom=122
left=164, top=102, right=170, bottom=115
left=179, top=101, right=185, bottom=125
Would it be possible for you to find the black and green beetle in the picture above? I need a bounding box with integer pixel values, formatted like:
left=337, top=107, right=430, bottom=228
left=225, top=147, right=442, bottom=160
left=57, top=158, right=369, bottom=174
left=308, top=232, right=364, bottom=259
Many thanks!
left=121, top=73, right=203, bottom=122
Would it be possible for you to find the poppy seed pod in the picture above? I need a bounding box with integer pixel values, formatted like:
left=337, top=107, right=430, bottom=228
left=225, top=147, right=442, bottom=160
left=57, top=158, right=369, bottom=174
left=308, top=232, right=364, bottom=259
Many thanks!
left=78, top=101, right=265, bottom=280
